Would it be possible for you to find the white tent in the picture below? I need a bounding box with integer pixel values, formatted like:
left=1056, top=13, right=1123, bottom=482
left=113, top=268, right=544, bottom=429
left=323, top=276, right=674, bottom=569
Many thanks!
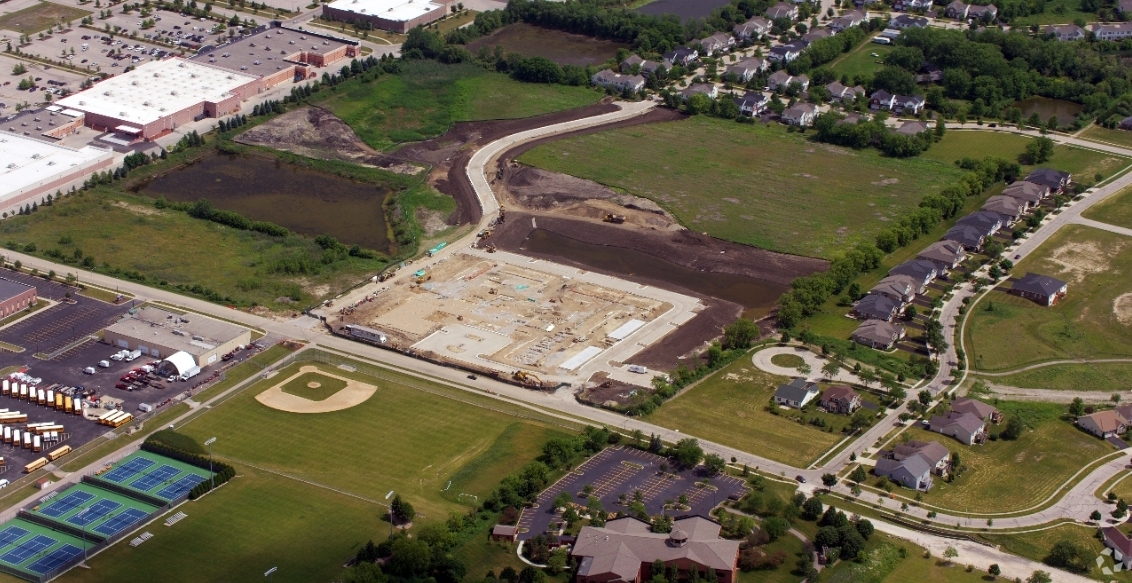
left=158, top=351, right=196, bottom=377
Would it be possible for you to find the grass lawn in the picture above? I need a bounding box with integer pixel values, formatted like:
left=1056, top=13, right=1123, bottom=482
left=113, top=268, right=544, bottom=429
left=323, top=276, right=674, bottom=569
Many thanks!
left=828, top=42, right=893, bottom=81
left=981, top=523, right=1132, bottom=582
left=520, top=116, right=966, bottom=259
left=922, top=131, right=1130, bottom=180
left=0, top=2, right=90, bottom=34
left=454, top=524, right=572, bottom=582
left=646, top=358, right=842, bottom=466
left=965, top=225, right=1132, bottom=372
left=980, top=363, right=1132, bottom=392
left=279, top=371, right=347, bottom=401
left=1083, top=183, right=1132, bottom=230
left=877, top=537, right=1003, bottom=582
left=735, top=530, right=808, bottom=583
left=1011, top=0, right=1097, bottom=26
left=315, top=60, right=601, bottom=151
left=890, top=401, right=1113, bottom=514
left=1080, top=125, right=1132, bottom=150
left=770, top=353, right=805, bottom=368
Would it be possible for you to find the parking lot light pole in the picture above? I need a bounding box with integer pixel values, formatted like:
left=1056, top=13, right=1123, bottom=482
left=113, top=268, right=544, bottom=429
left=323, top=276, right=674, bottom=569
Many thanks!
left=205, top=437, right=217, bottom=490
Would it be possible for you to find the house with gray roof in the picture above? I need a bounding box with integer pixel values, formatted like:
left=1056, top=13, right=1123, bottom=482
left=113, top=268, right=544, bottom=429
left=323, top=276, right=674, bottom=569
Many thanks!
left=1002, top=180, right=1050, bottom=205
left=826, top=81, right=866, bottom=102
left=870, top=274, right=919, bottom=302
left=803, top=28, right=833, bottom=42
left=852, top=294, right=903, bottom=321
left=726, top=58, right=766, bottom=83
left=942, top=224, right=986, bottom=251
left=1092, top=22, right=1132, bottom=40
left=591, top=69, right=646, bottom=93
left=896, top=120, right=929, bottom=135
left=781, top=103, right=818, bottom=126
left=982, top=195, right=1028, bottom=225
left=952, top=397, right=1002, bottom=424
left=768, top=71, right=809, bottom=92
left=874, top=451, right=934, bottom=490
left=888, top=259, right=938, bottom=288
left=1025, top=168, right=1071, bottom=192
left=891, top=14, right=929, bottom=28
left=699, top=32, right=736, bottom=56
left=1010, top=272, right=1067, bottom=306
left=891, top=440, right=951, bottom=471
left=682, top=83, right=718, bottom=101
left=734, top=91, right=770, bottom=116
left=955, top=211, right=1002, bottom=237
left=769, top=41, right=807, bottom=63
left=1047, top=23, right=1086, bottom=41
left=734, top=17, right=772, bottom=40
left=620, top=55, right=644, bottom=73
left=774, top=378, right=820, bottom=408
left=766, top=2, right=799, bottom=19
left=663, top=47, right=700, bottom=66
left=870, top=89, right=896, bottom=110
left=571, top=516, right=740, bottom=583
left=945, top=0, right=970, bottom=18
left=851, top=319, right=905, bottom=350
left=917, top=240, right=967, bottom=274
left=830, top=10, right=866, bottom=31
left=929, top=411, right=987, bottom=445
left=968, top=3, right=998, bottom=20
left=894, top=94, right=926, bottom=115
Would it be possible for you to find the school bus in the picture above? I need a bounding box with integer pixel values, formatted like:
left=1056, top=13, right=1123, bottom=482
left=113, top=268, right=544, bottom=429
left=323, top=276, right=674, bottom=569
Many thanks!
left=24, top=457, right=47, bottom=473
left=47, top=445, right=71, bottom=461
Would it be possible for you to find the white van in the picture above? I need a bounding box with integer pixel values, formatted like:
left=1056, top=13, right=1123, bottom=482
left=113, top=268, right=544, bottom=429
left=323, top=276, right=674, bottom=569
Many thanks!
left=83, top=367, right=96, bottom=375
left=98, top=360, right=111, bottom=368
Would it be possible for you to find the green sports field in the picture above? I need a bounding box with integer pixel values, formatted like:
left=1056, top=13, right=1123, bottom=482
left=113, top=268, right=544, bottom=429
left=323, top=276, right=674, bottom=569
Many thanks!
left=279, top=371, right=347, bottom=401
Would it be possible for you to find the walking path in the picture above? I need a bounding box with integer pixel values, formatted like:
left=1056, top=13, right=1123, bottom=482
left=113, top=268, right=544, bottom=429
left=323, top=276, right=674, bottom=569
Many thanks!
left=973, top=358, right=1132, bottom=377
left=980, top=383, right=1132, bottom=403
left=1070, top=216, right=1132, bottom=237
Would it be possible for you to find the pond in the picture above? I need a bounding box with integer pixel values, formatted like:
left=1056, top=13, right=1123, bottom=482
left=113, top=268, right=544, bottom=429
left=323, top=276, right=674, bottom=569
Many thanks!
left=1013, top=96, right=1084, bottom=123
left=140, top=153, right=391, bottom=251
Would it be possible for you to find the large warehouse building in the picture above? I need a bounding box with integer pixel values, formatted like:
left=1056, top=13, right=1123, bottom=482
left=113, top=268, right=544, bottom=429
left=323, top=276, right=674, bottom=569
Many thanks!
left=192, top=24, right=358, bottom=90
left=322, top=0, right=449, bottom=33
left=104, top=306, right=252, bottom=367
left=0, top=279, right=37, bottom=318
left=0, top=131, right=114, bottom=210
left=56, top=58, right=260, bottom=141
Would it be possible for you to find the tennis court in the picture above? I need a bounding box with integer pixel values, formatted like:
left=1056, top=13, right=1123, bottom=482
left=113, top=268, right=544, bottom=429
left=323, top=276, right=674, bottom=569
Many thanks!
left=30, top=483, right=158, bottom=540
left=0, top=518, right=88, bottom=577
left=101, top=451, right=213, bottom=502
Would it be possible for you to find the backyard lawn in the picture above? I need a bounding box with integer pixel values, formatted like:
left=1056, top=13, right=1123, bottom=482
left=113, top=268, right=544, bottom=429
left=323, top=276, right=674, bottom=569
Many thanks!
left=520, top=116, right=966, bottom=258
left=1083, top=183, right=1132, bottom=230
left=828, top=42, right=893, bottom=81
left=646, top=358, right=844, bottom=466
left=965, top=225, right=1132, bottom=372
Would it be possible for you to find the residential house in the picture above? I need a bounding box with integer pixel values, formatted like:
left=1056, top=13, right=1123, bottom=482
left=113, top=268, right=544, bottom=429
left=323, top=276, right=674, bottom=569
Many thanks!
left=1103, top=527, right=1132, bottom=570
left=820, top=385, right=861, bottom=414
left=1025, top=168, right=1071, bottom=193
left=1092, top=22, right=1132, bottom=41
left=620, top=55, right=645, bottom=73
left=896, top=0, right=934, bottom=10
left=1077, top=409, right=1128, bottom=438
left=591, top=69, right=646, bottom=93
left=769, top=40, right=808, bottom=62
left=1120, top=116, right=1132, bottom=131
left=917, top=240, right=967, bottom=274
left=929, top=411, right=987, bottom=445
left=681, top=83, right=718, bottom=101
left=952, top=397, right=1003, bottom=424
left=830, top=11, right=866, bottom=31
left=851, top=294, right=903, bottom=321
left=942, top=224, right=986, bottom=251
left=663, top=47, right=699, bottom=66
left=967, top=3, right=997, bottom=20
left=699, top=32, right=736, bottom=56
left=734, top=91, right=770, bottom=116
left=870, top=274, right=920, bottom=302
left=955, top=210, right=1002, bottom=237
left=826, top=81, right=866, bottom=102
left=768, top=71, right=809, bottom=92
left=838, top=112, right=870, bottom=125
left=766, top=2, right=799, bottom=20
left=734, top=17, right=772, bottom=40
left=917, top=62, right=944, bottom=83
left=1046, top=24, right=1086, bottom=41
left=1010, top=272, right=1068, bottom=306
left=944, top=0, right=969, bottom=17
left=891, top=14, right=930, bottom=28
left=491, top=524, right=518, bottom=542
left=893, top=94, right=926, bottom=114
left=981, top=195, right=1028, bottom=225
left=874, top=449, right=935, bottom=490
left=895, top=120, right=929, bottom=135
left=870, top=89, right=897, bottom=110
left=888, top=259, right=938, bottom=288
left=726, top=58, right=766, bottom=83
left=570, top=516, right=740, bottom=583
left=774, top=378, right=821, bottom=408
left=1002, top=180, right=1051, bottom=205
left=781, top=103, right=819, bottom=126
left=802, top=28, right=833, bottom=42
left=851, top=319, right=906, bottom=350
left=891, top=441, right=951, bottom=476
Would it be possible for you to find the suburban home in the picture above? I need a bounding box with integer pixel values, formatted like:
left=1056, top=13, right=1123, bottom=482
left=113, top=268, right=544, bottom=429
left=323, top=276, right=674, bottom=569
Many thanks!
left=774, top=378, right=821, bottom=408
left=820, top=385, right=861, bottom=414
left=945, top=0, right=970, bottom=18
left=830, top=11, right=866, bottom=31
left=967, top=3, right=998, bottom=20
left=870, top=274, right=920, bottom=301
left=838, top=112, right=870, bottom=125
left=570, top=516, right=740, bottom=583
left=491, top=524, right=519, bottom=542
left=851, top=319, right=906, bottom=350
left=769, top=40, right=808, bottom=62
left=956, top=210, right=1002, bottom=237
left=591, top=70, right=646, bottom=93
left=1025, top=168, right=1072, bottom=193
left=917, top=240, right=967, bottom=274
left=1010, top=272, right=1068, bottom=306
left=681, top=83, right=718, bottom=101
left=895, top=120, right=930, bottom=135
left=896, top=0, right=933, bottom=10
left=1120, top=116, right=1132, bottom=130
left=851, top=294, right=903, bottom=321
left=1103, top=527, right=1132, bottom=570
left=734, top=91, right=770, bottom=116
left=891, top=441, right=951, bottom=475
left=768, top=71, right=809, bottom=91
left=766, top=2, right=799, bottom=20
left=734, top=17, right=772, bottom=40
left=1002, top=180, right=1051, bottom=205
left=726, top=58, right=766, bottom=83
left=893, top=94, right=926, bottom=114
left=663, top=47, right=700, bottom=66
left=1092, top=22, right=1132, bottom=40
left=781, top=103, right=819, bottom=126
left=917, top=62, right=944, bottom=83
left=621, top=55, right=645, bottom=73
left=1046, top=23, right=1086, bottom=41
left=942, top=224, right=986, bottom=251
left=1077, top=409, right=1128, bottom=438
left=981, top=195, right=1028, bottom=225
left=826, top=81, right=866, bottom=101
left=699, top=32, right=736, bottom=56
left=889, top=259, right=938, bottom=288
left=802, top=28, right=833, bottom=42
left=891, top=14, right=930, bottom=28
left=874, top=443, right=938, bottom=491
left=869, top=90, right=897, bottom=110
left=952, top=397, right=1003, bottom=424
left=929, top=411, right=987, bottom=445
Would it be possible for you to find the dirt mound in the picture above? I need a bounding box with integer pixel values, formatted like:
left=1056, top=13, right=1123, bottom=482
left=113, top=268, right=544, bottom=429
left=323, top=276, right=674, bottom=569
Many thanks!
left=236, top=107, right=422, bottom=174
left=1115, top=292, right=1132, bottom=325
left=1046, top=239, right=1125, bottom=283
left=504, top=166, right=672, bottom=219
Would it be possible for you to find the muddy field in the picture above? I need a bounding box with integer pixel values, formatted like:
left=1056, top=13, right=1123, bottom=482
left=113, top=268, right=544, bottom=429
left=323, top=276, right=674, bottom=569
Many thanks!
left=637, top=0, right=732, bottom=20
left=465, top=23, right=628, bottom=66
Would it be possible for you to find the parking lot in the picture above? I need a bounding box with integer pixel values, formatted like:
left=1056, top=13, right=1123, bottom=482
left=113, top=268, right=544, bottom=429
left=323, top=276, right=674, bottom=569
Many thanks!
left=0, top=293, right=131, bottom=357
left=0, top=54, right=86, bottom=113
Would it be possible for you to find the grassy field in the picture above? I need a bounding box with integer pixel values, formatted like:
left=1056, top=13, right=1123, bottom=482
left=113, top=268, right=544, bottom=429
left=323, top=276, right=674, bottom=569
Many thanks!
left=1012, top=0, right=1097, bottom=25
left=1081, top=125, right=1132, bottom=150
left=890, top=402, right=1113, bottom=514
left=829, top=42, right=893, bottom=81
left=316, top=60, right=601, bottom=151
left=735, top=530, right=808, bottom=583
left=922, top=131, right=1130, bottom=180
left=0, top=2, right=90, bottom=34
left=280, top=371, right=346, bottom=401
left=646, top=358, right=843, bottom=466
left=965, top=225, right=1132, bottom=372
left=465, top=23, right=627, bottom=66
left=520, top=116, right=966, bottom=259
left=981, top=363, right=1132, bottom=392
left=1083, top=183, right=1132, bottom=230
left=770, top=353, right=805, bottom=368
left=982, top=523, right=1132, bottom=582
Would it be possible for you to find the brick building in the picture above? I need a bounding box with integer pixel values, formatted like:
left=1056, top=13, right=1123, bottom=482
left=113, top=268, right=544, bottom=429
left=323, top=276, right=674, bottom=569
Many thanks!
left=322, top=0, right=449, bottom=34
left=192, top=24, right=358, bottom=90
left=0, top=279, right=37, bottom=318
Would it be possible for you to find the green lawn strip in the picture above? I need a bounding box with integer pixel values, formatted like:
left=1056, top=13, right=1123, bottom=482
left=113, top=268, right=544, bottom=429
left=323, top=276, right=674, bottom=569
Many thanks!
left=453, top=521, right=571, bottom=582
left=519, top=116, right=966, bottom=259
left=0, top=2, right=91, bottom=34
left=76, top=284, right=132, bottom=303
left=0, top=299, right=48, bottom=330
left=965, top=225, right=1132, bottom=372
left=770, top=353, right=805, bottom=368
left=828, top=42, right=893, bottom=80
left=1082, top=183, right=1132, bottom=230
left=646, top=358, right=843, bottom=467
left=278, top=371, right=347, bottom=401
left=978, top=363, right=1132, bottom=392
left=1080, top=125, right=1132, bottom=150
left=921, top=131, right=1129, bottom=180
left=979, top=523, right=1128, bottom=582
left=876, top=535, right=1011, bottom=582
left=1095, top=469, right=1131, bottom=499
left=1011, top=0, right=1097, bottom=26
left=188, top=344, right=293, bottom=404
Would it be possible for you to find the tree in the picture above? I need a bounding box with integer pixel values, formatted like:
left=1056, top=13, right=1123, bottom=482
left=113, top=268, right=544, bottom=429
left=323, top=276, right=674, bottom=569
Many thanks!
left=821, top=359, right=841, bottom=379
left=821, top=473, right=837, bottom=488
left=703, top=453, right=726, bottom=475
left=1000, top=416, right=1023, bottom=440
left=1069, top=397, right=1084, bottom=417
left=342, top=562, right=387, bottom=583
left=855, top=518, right=874, bottom=540
left=801, top=496, right=823, bottom=521
left=988, top=564, right=1001, bottom=579
left=943, top=545, right=958, bottom=565
left=1027, top=571, right=1052, bottom=583
left=796, top=362, right=812, bottom=377
left=722, top=318, right=758, bottom=349
left=763, top=516, right=788, bottom=542
left=390, top=494, right=415, bottom=524
left=1091, top=510, right=1103, bottom=521
left=1044, top=540, right=1091, bottom=573
left=1022, top=137, right=1054, bottom=164
left=857, top=367, right=877, bottom=387
left=918, top=390, right=932, bottom=407
left=672, top=439, right=703, bottom=468
left=850, top=465, right=867, bottom=484
left=386, top=537, right=431, bottom=577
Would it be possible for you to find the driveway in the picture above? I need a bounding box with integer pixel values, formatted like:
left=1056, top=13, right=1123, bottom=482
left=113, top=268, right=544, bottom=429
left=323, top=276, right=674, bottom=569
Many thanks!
left=751, top=345, right=859, bottom=384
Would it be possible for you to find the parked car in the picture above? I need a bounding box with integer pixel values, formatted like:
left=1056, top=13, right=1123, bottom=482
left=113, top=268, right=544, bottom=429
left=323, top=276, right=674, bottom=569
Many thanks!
left=98, top=360, right=111, bottom=368
left=795, top=475, right=806, bottom=483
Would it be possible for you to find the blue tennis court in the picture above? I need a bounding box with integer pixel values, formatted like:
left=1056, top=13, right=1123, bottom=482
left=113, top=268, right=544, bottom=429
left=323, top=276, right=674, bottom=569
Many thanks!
left=156, top=474, right=206, bottom=500
left=102, top=458, right=154, bottom=484
left=92, top=508, right=149, bottom=537
left=25, top=544, right=82, bottom=574
left=0, top=535, right=55, bottom=565
left=39, top=492, right=95, bottom=518
left=66, top=500, right=120, bottom=527
left=129, top=465, right=180, bottom=492
left=0, top=527, right=28, bottom=549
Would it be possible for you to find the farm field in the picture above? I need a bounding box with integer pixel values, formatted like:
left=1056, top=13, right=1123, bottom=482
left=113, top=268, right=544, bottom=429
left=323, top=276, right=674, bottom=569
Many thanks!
left=465, top=23, right=627, bottom=66
left=316, top=60, right=601, bottom=151
left=646, top=358, right=842, bottom=466
left=1083, top=183, right=1132, bottom=230
left=519, top=116, right=966, bottom=259
left=890, top=401, right=1113, bottom=514
left=922, top=131, right=1129, bottom=181
left=829, top=42, right=893, bottom=81
left=0, top=2, right=90, bottom=34
left=980, top=363, right=1132, bottom=392
left=965, top=225, right=1132, bottom=372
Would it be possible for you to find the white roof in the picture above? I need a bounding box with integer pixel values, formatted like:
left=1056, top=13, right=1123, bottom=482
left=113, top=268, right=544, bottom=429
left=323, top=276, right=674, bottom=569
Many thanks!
left=559, top=346, right=603, bottom=371
left=161, top=351, right=197, bottom=375
left=325, top=0, right=444, bottom=21
left=0, top=133, right=113, bottom=201
left=57, top=58, right=256, bottom=126
left=607, top=319, right=646, bottom=341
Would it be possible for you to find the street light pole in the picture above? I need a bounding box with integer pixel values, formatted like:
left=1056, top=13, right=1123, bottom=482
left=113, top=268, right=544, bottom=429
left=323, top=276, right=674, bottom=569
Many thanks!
left=205, top=437, right=217, bottom=490
left=385, top=490, right=394, bottom=539
left=76, top=507, right=90, bottom=564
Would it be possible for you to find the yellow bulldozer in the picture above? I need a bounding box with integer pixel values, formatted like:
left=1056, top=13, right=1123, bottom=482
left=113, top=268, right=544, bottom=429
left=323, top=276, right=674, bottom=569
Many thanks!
left=512, top=370, right=543, bottom=387
left=603, top=214, right=626, bottom=224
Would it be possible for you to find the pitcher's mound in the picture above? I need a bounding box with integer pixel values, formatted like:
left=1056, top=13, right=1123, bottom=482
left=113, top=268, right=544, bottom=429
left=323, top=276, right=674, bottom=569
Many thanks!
left=256, top=365, right=377, bottom=413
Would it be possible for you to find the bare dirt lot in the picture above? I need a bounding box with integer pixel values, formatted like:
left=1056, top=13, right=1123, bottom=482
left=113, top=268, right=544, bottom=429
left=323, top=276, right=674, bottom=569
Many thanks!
left=465, top=23, right=628, bottom=66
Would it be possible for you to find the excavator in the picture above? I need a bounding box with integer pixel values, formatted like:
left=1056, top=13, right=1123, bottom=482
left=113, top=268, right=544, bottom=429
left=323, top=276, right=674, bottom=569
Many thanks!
left=512, top=370, right=543, bottom=387
left=603, top=214, right=626, bottom=224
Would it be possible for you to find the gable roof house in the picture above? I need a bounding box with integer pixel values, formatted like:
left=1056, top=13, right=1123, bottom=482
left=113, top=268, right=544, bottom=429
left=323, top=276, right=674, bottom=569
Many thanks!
left=930, top=411, right=987, bottom=445
left=826, top=81, right=866, bottom=101
left=981, top=195, right=1028, bottom=225
left=870, top=274, right=920, bottom=302
left=682, top=83, right=718, bottom=101
left=734, top=91, right=770, bottom=116
left=1010, top=272, right=1068, bottom=306
left=802, top=28, right=833, bottom=42
left=851, top=319, right=906, bottom=350
left=1046, top=23, right=1086, bottom=41
left=967, top=3, right=998, bottom=20
left=592, top=70, right=646, bottom=93
left=896, top=0, right=934, bottom=10
left=952, top=397, right=1003, bottom=424
left=768, top=71, right=809, bottom=91
left=893, top=94, right=926, bottom=114
left=870, top=90, right=896, bottom=110
left=769, top=40, right=808, bottom=62
left=781, top=103, right=819, bottom=127
left=851, top=294, right=903, bottom=321
left=1025, top=168, right=1071, bottom=193
left=895, top=120, right=930, bottom=135
left=1103, top=527, right=1132, bottom=570
left=570, top=516, right=740, bottom=583
left=891, top=440, right=951, bottom=474
left=1092, top=22, right=1132, bottom=41
left=955, top=211, right=1003, bottom=237
left=726, top=58, right=766, bottom=83
left=942, top=224, right=986, bottom=251
left=820, top=385, right=861, bottom=414
left=891, top=14, right=930, bottom=28
left=766, top=2, right=799, bottom=19
left=874, top=450, right=934, bottom=490
left=917, top=62, right=944, bottom=83
left=1077, top=409, right=1128, bottom=439
left=888, top=259, right=938, bottom=288
left=734, top=17, right=772, bottom=40
left=830, top=11, right=866, bottom=31
left=917, top=240, right=967, bottom=273
left=774, top=378, right=820, bottom=408
left=699, top=32, right=736, bottom=56
left=945, top=0, right=970, bottom=18
left=663, top=47, right=700, bottom=66
left=620, top=55, right=645, bottom=73
left=1002, top=180, right=1051, bottom=204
